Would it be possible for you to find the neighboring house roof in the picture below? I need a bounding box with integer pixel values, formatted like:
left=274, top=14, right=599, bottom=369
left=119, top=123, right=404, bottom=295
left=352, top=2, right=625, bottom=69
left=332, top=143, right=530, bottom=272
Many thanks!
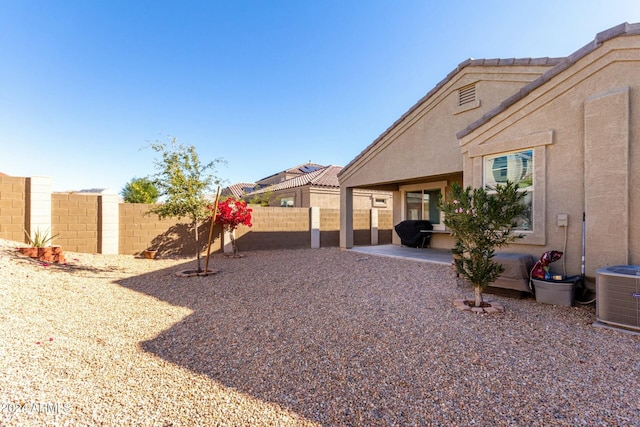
left=249, top=165, right=342, bottom=194
left=0, top=172, right=8, bottom=176
left=457, top=22, right=640, bottom=139
left=221, top=182, right=256, bottom=198
left=338, top=56, right=564, bottom=178
left=285, top=162, right=325, bottom=174
left=76, top=188, right=113, bottom=194
left=257, top=162, right=325, bottom=183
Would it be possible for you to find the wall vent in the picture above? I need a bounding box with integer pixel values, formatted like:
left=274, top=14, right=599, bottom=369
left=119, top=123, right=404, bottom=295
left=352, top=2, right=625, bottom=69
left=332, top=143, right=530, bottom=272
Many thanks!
left=595, top=265, right=640, bottom=333
left=458, top=84, right=476, bottom=106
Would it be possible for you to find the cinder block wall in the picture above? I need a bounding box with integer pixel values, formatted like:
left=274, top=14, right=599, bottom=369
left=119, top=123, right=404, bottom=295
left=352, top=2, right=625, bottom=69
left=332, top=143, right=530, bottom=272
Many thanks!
left=320, top=208, right=340, bottom=247
left=0, top=176, right=27, bottom=242
left=378, top=209, right=393, bottom=244
left=52, top=193, right=99, bottom=253
left=353, top=209, right=371, bottom=246
left=119, top=203, right=224, bottom=256
left=0, top=175, right=395, bottom=254
left=234, top=206, right=310, bottom=250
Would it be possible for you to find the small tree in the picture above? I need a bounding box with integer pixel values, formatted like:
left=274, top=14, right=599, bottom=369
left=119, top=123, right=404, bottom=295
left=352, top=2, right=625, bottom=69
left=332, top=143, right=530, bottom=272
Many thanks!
left=211, top=197, right=252, bottom=257
left=439, top=181, right=527, bottom=307
left=121, top=177, right=159, bottom=203
left=248, top=187, right=273, bottom=207
left=147, top=137, right=224, bottom=271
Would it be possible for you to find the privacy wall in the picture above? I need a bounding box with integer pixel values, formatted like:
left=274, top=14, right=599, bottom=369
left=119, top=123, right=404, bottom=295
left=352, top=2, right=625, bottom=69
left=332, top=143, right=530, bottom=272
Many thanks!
left=0, top=175, right=392, bottom=256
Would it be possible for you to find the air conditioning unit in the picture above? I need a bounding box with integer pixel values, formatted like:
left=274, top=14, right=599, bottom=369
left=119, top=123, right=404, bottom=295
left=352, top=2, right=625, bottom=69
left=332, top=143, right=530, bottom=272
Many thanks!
left=595, top=265, right=640, bottom=333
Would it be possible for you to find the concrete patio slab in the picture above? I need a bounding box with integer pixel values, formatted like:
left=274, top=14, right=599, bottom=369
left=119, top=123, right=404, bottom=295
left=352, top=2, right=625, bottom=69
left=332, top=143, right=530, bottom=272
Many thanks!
left=349, top=244, right=452, bottom=265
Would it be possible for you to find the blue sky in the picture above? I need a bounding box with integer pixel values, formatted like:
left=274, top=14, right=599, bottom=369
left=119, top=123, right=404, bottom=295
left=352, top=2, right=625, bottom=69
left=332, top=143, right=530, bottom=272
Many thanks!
left=1, top=0, right=638, bottom=193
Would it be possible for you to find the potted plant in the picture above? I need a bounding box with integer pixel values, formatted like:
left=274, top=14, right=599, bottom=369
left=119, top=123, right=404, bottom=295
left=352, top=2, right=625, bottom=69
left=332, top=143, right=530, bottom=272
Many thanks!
left=144, top=248, right=158, bottom=259
left=439, top=181, right=527, bottom=311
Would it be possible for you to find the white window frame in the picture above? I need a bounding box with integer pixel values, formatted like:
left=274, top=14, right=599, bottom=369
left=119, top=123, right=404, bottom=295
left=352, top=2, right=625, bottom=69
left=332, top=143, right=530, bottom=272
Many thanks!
left=371, top=195, right=388, bottom=208
left=280, top=196, right=294, bottom=207
left=483, top=149, right=534, bottom=232
left=467, top=130, right=552, bottom=245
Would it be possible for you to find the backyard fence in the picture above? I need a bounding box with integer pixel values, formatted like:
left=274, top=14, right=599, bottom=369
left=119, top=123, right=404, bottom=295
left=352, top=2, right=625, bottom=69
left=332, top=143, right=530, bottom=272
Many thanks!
left=0, top=176, right=393, bottom=256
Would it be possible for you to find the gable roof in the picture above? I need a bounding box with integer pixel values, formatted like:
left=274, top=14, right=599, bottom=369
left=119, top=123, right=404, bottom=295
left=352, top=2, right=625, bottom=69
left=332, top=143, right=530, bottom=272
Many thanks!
left=457, top=22, right=640, bottom=139
left=249, top=165, right=342, bottom=194
left=338, top=56, right=563, bottom=178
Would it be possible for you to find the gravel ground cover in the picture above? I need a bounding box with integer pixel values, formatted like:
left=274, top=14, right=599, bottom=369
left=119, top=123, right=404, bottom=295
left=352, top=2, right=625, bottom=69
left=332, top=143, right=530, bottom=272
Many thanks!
left=1, top=238, right=639, bottom=426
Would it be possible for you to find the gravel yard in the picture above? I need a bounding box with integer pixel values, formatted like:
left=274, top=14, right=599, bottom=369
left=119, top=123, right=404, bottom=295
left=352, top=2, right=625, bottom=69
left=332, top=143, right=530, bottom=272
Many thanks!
left=1, top=239, right=639, bottom=426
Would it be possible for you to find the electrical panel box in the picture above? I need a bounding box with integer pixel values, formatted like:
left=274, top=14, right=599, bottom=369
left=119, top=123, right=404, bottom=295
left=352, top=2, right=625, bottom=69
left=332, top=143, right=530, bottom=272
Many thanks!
left=557, top=213, right=568, bottom=227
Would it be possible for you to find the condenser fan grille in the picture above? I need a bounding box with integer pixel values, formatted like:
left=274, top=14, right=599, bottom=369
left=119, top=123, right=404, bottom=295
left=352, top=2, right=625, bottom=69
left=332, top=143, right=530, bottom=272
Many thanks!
left=596, top=266, right=640, bottom=332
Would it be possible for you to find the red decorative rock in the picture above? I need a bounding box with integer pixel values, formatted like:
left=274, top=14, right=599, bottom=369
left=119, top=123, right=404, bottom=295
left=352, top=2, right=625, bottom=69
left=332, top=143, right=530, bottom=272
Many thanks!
left=453, top=299, right=505, bottom=314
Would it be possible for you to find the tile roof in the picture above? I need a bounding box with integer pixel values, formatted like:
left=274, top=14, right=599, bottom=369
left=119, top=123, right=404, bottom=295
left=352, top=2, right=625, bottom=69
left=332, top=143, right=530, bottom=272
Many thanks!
left=285, top=162, right=325, bottom=174
left=249, top=165, right=342, bottom=194
left=457, top=22, right=640, bottom=139
left=257, top=162, right=326, bottom=182
left=222, top=182, right=256, bottom=198
left=338, top=56, right=563, bottom=178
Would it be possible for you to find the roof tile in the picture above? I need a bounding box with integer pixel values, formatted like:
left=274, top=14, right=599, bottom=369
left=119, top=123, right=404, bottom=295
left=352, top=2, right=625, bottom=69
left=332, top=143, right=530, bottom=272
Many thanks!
left=249, top=166, right=342, bottom=194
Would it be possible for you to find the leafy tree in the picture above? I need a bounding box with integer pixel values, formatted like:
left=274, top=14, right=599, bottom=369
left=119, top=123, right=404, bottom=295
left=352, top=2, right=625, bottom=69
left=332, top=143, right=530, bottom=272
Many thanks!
left=147, top=137, right=225, bottom=272
left=120, top=177, right=159, bottom=203
left=248, top=187, right=273, bottom=206
left=439, top=181, right=527, bottom=307
left=211, top=197, right=253, bottom=257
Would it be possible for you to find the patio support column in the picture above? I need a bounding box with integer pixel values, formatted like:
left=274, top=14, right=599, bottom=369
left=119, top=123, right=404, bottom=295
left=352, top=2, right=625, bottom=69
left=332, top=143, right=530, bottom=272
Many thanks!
left=340, top=186, right=353, bottom=249
left=392, top=190, right=402, bottom=245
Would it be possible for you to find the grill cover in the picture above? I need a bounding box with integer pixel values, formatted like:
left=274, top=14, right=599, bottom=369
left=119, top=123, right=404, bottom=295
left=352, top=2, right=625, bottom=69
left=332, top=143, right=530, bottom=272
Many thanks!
left=394, top=220, right=433, bottom=247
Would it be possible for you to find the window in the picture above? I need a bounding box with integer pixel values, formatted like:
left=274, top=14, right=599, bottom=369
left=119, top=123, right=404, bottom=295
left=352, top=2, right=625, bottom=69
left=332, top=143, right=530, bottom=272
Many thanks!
left=405, top=189, right=441, bottom=224
left=372, top=196, right=388, bottom=208
left=484, top=149, right=533, bottom=231
left=280, top=197, right=294, bottom=207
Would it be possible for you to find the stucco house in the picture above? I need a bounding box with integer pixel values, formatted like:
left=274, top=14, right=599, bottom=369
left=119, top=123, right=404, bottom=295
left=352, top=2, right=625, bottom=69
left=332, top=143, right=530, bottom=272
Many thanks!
left=226, top=163, right=393, bottom=210
left=339, top=22, right=640, bottom=284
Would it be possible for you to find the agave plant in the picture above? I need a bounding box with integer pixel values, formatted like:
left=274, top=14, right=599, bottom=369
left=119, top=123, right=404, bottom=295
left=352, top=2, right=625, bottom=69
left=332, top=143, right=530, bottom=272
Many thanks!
left=24, top=227, right=58, bottom=247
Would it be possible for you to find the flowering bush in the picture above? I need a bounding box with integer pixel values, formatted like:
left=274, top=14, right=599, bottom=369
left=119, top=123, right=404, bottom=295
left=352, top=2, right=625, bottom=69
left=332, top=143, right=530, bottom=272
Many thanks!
left=439, top=181, right=527, bottom=306
left=210, top=198, right=252, bottom=256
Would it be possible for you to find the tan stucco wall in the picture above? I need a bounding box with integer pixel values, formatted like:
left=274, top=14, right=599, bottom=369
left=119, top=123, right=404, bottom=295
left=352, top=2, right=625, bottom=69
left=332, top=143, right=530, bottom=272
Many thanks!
left=459, top=34, right=640, bottom=279
left=338, top=63, right=557, bottom=249
left=340, top=64, right=556, bottom=189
